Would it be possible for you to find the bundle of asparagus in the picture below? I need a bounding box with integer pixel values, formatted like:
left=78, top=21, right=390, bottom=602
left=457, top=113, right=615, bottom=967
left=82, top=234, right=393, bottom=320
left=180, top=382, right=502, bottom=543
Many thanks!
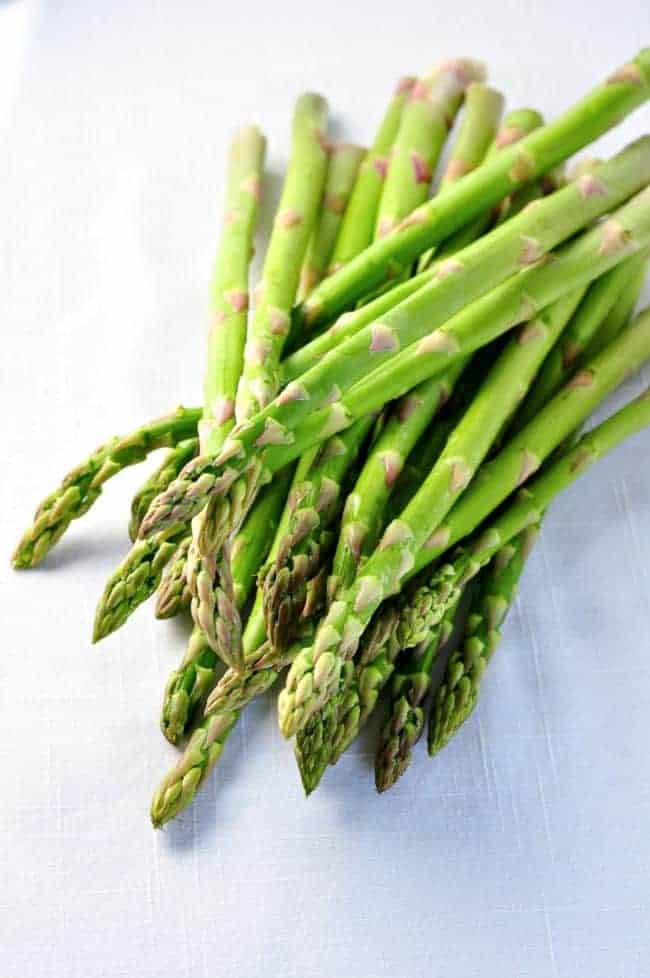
left=12, top=51, right=650, bottom=827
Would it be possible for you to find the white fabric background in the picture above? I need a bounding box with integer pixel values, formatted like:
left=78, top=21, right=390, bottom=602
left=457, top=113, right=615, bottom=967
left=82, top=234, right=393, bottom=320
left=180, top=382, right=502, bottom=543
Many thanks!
left=1, top=3, right=649, bottom=976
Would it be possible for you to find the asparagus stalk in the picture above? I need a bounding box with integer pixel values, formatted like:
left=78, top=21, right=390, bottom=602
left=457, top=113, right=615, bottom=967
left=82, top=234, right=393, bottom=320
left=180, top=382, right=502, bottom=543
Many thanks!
left=427, top=526, right=539, bottom=757
left=187, top=97, right=329, bottom=665
left=160, top=450, right=315, bottom=739
left=262, top=417, right=375, bottom=652
left=513, top=249, right=649, bottom=433
left=406, top=378, right=650, bottom=658
left=296, top=49, right=650, bottom=329
left=586, top=259, right=647, bottom=356
left=203, top=125, right=267, bottom=452
left=432, top=108, right=545, bottom=262
left=12, top=406, right=200, bottom=569
left=298, top=142, right=365, bottom=299
left=439, top=83, right=504, bottom=188
left=294, top=659, right=356, bottom=794
left=234, top=93, right=329, bottom=422
left=424, top=269, right=647, bottom=755
left=155, top=535, right=192, bottom=619
left=327, top=137, right=538, bottom=607
left=93, top=523, right=188, bottom=641
left=129, top=438, right=198, bottom=541
left=283, top=105, right=534, bottom=385
left=151, top=627, right=309, bottom=827
left=405, top=304, right=650, bottom=588
left=379, top=308, right=650, bottom=663
left=328, top=77, right=415, bottom=273
left=416, top=82, right=504, bottom=270
left=350, top=273, right=648, bottom=741
left=277, top=284, right=595, bottom=737
left=138, top=143, right=650, bottom=547
left=327, top=360, right=468, bottom=603
left=160, top=467, right=293, bottom=742
left=185, top=126, right=267, bottom=669
left=374, top=59, right=485, bottom=239
left=374, top=598, right=459, bottom=791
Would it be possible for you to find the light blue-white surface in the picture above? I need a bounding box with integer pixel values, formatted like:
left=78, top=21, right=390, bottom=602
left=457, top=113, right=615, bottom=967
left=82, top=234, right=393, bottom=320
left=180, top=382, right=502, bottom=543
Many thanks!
left=1, top=3, right=649, bottom=977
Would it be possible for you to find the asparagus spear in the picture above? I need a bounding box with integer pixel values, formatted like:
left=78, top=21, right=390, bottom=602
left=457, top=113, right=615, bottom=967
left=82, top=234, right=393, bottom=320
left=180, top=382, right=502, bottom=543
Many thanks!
left=431, top=108, right=545, bottom=262
left=12, top=406, right=200, bottom=569
left=298, top=142, right=365, bottom=299
left=427, top=526, right=538, bottom=757
left=328, top=128, right=538, bottom=605
left=234, top=93, right=329, bottom=422
left=406, top=304, right=650, bottom=587
left=203, top=125, right=267, bottom=451
left=283, top=106, right=538, bottom=385
left=151, top=627, right=308, bottom=827
left=328, top=77, right=415, bottom=274
left=277, top=284, right=594, bottom=737
left=138, top=143, right=650, bottom=547
left=424, top=265, right=647, bottom=756
left=295, top=660, right=356, bottom=794
left=296, top=49, right=650, bottom=329
left=374, top=599, right=459, bottom=791
left=93, top=523, right=188, bottom=641
left=405, top=378, right=650, bottom=657
left=439, top=83, right=504, bottom=188
left=160, top=449, right=315, bottom=738
left=374, top=59, right=485, bottom=239
left=280, top=299, right=650, bottom=736
left=262, top=417, right=375, bottom=652
left=327, top=360, right=468, bottom=604
left=586, top=259, right=647, bottom=357
left=185, top=126, right=267, bottom=669
left=416, top=82, right=504, bottom=270
left=129, top=438, right=198, bottom=541
left=155, top=535, right=192, bottom=619
left=187, top=97, right=329, bottom=665
left=160, top=467, right=293, bottom=742
left=513, top=249, right=649, bottom=433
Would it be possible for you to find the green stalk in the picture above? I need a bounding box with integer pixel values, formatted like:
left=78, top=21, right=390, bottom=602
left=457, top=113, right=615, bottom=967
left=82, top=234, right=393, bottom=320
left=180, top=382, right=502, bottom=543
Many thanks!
left=234, top=93, right=329, bottom=422
left=344, top=274, right=647, bottom=752
left=416, top=83, right=504, bottom=269
left=295, top=660, right=355, bottom=795
left=159, top=449, right=315, bottom=740
left=186, top=126, right=267, bottom=670
left=160, top=466, right=293, bottom=743
left=138, top=144, right=650, bottom=548
left=155, top=535, right=192, bottom=619
left=586, top=260, right=647, bottom=357
left=406, top=378, right=650, bottom=653
left=432, top=109, right=545, bottom=262
left=298, top=142, right=365, bottom=299
left=428, top=526, right=538, bottom=757
left=262, top=417, right=375, bottom=652
left=283, top=106, right=536, bottom=384
left=203, top=126, right=267, bottom=452
left=296, top=50, right=650, bottom=329
left=374, top=59, right=485, bottom=239
left=151, top=627, right=309, bottom=827
left=93, top=523, right=188, bottom=641
left=328, top=77, right=415, bottom=274
left=277, top=282, right=598, bottom=737
left=129, top=438, right=198, bottom=541
left=374, top=598, right=459, bottom=791
left=13, top=406, right=200, bottom=569
left=406, top=305, right=650, bottom=585
left=512, top=249, right=649, bottom=433
left=328, top=360, right=467, bottom=603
